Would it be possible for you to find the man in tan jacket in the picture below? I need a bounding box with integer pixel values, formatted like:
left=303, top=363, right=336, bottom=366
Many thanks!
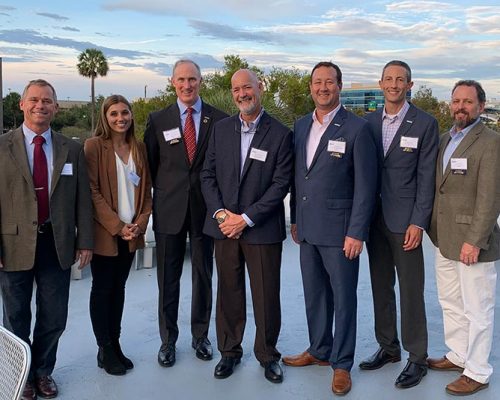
left=428, top=80, right=500, bottom=396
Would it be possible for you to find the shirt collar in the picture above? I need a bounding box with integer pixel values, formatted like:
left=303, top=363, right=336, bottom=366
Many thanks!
left=382, top=101, right=410, bottom=121
left=239, top=107, right=265, bottom=133
left=177, top=96, right=202, bottom=115
left=312, top=103, right=341, bottom=125
left=449, top=118, right=480, bottom=139
left=23, top=123, right=52, bottom=145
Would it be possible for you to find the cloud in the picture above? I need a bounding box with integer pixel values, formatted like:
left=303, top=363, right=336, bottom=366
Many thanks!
left=0, top=29, right=149, bottom=59
left=60, top=26, right=80, bottom=32
left=36, top=12, right=69, bottom=21
left=385, top=1, right=455, bottom=13
left=143, top=62, right=172, bottom=76
left=0, top=12, right=10, bottom=16
left=466, top=6, right=500, bottom=34
left=0, top=5, right=15, bottom=10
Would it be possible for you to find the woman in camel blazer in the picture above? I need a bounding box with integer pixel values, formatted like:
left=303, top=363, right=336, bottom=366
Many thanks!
left=84, top=95, right=152, bottom=376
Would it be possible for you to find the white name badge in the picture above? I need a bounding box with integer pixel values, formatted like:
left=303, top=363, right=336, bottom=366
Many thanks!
left=451, top=158, right=467, bottom=170
left=249, top=148, right=268, bottom=162
left=128, top=171, right=141, bottom=187
left=61, top=163, right=73, bottom=175
left=400, top=136, right=418, bottom=149
left=328, top=140, right=346, bottom=154
left=163, top=128, right=182, bottom=142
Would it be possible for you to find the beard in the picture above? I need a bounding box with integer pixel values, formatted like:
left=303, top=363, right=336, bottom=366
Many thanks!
left=237, top=96, right=259, bottom=116
left=453, top=109, right=478, bottom=130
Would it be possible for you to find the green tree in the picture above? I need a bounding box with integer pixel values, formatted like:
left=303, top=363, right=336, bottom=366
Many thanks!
left=76, top=48, right=109, bottom=133
left=412, top=86, right=453, bottom=132
left=2, top=91, right=23, bottom=129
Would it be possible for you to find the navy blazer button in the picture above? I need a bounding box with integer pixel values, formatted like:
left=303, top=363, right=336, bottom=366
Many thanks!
left=302, top=196, right=307, bottom=201
left=305, top=176, right=309, bottom=180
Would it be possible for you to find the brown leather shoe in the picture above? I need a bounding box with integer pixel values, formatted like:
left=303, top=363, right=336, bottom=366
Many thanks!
left=332, top=369, right=352, bottom=396
left=21, top=381, right=37, bottom=400
left=427, top=356, right=464, bottom=372
left=35, top=375, right=58, bottom=399
left=446, top=375, right=489, bottom=396
left=282, top=351, right=329, bottom=367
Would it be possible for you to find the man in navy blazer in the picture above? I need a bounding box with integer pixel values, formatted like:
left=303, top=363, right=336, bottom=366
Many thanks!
left=201, top=69, right=293, bottom=383
left=359, top=61, right=439, bottom=389
left=144, top=59, right=228, bottom=367
left=282, top=62, right=377, bottom=396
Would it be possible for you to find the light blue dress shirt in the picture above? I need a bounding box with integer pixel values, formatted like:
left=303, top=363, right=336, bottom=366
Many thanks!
left=442, top=119, right=480, bottom=173
left=177, top=97, right=202, bottom=142
left=22, top=123, right=54, bottom=194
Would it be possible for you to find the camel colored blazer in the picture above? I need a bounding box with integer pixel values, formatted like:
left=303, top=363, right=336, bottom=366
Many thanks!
left=84, top=137, right=152, bottom=256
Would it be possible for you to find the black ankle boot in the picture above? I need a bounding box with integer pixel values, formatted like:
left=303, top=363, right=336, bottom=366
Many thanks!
left=97, top=343, right=126, bottom=375
left=112, top=340, right=134, bottom=370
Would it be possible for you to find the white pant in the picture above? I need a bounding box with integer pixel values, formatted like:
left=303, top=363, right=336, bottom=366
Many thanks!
left=434, top=248, right=497, bottom=383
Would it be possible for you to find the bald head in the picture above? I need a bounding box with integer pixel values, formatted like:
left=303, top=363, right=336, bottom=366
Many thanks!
left=231, top=69, right=263, bottom=121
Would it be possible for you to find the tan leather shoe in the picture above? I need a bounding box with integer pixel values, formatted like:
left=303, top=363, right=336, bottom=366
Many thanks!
left=446, top=375, right=489, bottom=396
left=282, top=351, right=329, bottom=367
left=332, top=369, right=352, bottom=396
left=427, top=356, right=464, bottom=372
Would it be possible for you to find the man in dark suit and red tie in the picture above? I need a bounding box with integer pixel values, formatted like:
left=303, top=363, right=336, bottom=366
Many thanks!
left=201, top=69, right=293, bottom=383
left=0, top=79, right=93, bottom=399
left=359, top=60, right=439, bottom=389
left=144, top=59, right=227, bottom=367
left=282, top=61, right=377, bottom=396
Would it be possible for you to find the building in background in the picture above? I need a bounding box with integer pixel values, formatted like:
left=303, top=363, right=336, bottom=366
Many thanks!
left=341, top=83, right=411, bottom=112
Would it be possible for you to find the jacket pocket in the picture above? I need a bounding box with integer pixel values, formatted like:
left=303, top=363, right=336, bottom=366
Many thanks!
left=456, top=214, right=473, bottom=224
left=0, top=224, right=18, bottom=235
left=326, top=199, right=353, bottom=209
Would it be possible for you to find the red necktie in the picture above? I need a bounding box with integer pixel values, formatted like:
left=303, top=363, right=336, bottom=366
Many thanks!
left=32, top=135, right=49, bottom=224
left=184, top=107, right=197, bottom=164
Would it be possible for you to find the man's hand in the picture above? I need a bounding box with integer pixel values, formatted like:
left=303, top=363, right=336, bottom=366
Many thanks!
left=290, top=224, right=299, bottom=244
left=75, top=249, right=93, bottom=269
left=343, top=236, right=363, bottom=260
left=403, top=224, right=423, bottom=251
left=460, top=242, right=480, bottom=266
left=219, top=210, right=247, bottom=239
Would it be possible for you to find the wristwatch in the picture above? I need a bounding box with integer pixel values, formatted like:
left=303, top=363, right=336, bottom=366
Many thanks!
left=216, top=212, right=227, bottom=224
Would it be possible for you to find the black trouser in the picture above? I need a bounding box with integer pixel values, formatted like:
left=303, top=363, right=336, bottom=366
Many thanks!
left=0, top=225, right=71, bottom=380
left=89, top=238, right=135, bottom=346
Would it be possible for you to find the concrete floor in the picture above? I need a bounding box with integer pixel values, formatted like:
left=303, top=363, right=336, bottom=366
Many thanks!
left=1, top=235, right=499, bottom=400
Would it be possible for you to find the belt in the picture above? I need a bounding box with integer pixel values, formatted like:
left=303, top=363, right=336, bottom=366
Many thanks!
left=37, top=222, right=53, bottom=234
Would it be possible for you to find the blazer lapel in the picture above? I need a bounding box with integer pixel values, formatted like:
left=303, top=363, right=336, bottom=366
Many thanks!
left=194, top=102, right=212, bottom=166
left=240, top=113, right=270, bottom=180
left=50, top=132, right=69, bottom=196
left=385, top=103, right=416, bottom=159
left=103, top=139, right=119, bottom=210
left=231, top=116, right=242, bottom=185
left=8, top=128, right=35, bottom=192
left=300, top=117, right=314, bottom=173
left=436, top=134, right=450, bottom=181
left=308, top=107, right=347, bottom=172
left=371, top=109, right=385, bottom=161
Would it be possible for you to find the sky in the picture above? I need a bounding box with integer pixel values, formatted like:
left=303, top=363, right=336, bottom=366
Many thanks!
left=0, top=0, right=499, bottom=102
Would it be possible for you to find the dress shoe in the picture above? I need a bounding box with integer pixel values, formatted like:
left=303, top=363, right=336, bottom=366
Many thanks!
left=446, top=375, right=489, bottom=396
left=214, top=356, right=241, bottom=379
left=112, top=339, right=134, bottom=370
left=192, top=337, right=213, bottom=361
left=359, top=347, right=401, bottom=370
left=332, top=369, right=352, bottom=396
left=260, top=360, right=283, bottom=383
left=21, top=381, right=37, bottom=400
left=282, top=350, right=329, bottom=367
left=395, top=361, right=427, bottom=389
left=98, top=343, right=126, bottom=375
left=158, top=343, right=176, bottom=367
left=35, top=375, right=58, bottom=399
left=427, top=356, right=463, bottom=372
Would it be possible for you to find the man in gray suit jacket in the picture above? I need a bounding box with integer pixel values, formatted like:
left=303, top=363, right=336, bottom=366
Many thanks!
left=0, top=79, right=93, bottom=399
left=359, top=61, right=439, bottom=389
left=427, top=80, right=500, bottom=396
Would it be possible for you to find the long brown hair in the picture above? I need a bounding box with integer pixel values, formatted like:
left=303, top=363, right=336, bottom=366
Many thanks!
left=94, top=95, right=143, bottom=169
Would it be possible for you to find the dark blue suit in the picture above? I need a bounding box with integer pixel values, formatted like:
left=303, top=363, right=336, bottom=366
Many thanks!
left=291, top=106, right=377, bottom=370
left=201, top=111, right=293, bottom=362
left=365, top=103, right=438, bottom=364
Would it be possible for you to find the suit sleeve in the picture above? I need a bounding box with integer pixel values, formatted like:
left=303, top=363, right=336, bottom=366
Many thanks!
left=200, top=124, right=225, bottom=216
left=243, top=130, right=294, bottom=225
left=411, top=116, right=439, bottom=229
left=144, top=114, right=160, bottom=185
left=466, top=134, right=500, bottom=249
left=347, top=123, right=378, bottom=241
left=289, top=123, right=298, bottom=225
left=75, top=145, right=94, bottom=250
left=132, top=143, right=153, bottom=234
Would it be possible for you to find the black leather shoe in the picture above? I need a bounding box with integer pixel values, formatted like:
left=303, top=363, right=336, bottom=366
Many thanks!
left=359, top=347, right=401, bottom=370
left=214, top=357, right=241, bottom=379
left=261, top=360, right=283, bottom=383
left=192, top=337, right=213, bottom=361
left=395, top=361, right=427, bottom=389
left=158, top=343, right=176, bottom=367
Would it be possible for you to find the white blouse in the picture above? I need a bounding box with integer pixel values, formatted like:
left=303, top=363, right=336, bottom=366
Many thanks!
left=115, top=152, right=136, bottom=224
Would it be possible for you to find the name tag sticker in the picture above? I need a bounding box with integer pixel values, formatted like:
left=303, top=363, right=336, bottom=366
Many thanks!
left=163, top=128, right=181, bottom=142
left=328, top=140, right=346, bottom=154
left=61, top=163, right=73, bottom=175
left=249, top=148, right=268, bottom=162
left=451, top=158, right=467, bottom=174
left=400, top=136, right=418, bottom=149
left=128, top=171, right=141, bottom=186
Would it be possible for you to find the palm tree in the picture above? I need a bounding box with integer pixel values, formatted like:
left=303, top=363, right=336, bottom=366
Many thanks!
left=76, top=48, right=109, bottom=133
